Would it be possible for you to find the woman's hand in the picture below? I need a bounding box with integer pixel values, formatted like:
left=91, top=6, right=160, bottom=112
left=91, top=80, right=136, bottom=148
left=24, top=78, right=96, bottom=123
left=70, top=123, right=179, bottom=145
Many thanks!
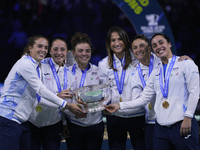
left=57, top=89, right=72, bottom=99
left=66, top=103, right=87, bottom=116
left=104, top=103, right=120, bottom=114
left=178, top=55, right=192, bottom=61
left=76, top=97, right=86, bottom=105
left=180, top=116, right=192, bottom=137
left=62, top=125, right=70, bottom=138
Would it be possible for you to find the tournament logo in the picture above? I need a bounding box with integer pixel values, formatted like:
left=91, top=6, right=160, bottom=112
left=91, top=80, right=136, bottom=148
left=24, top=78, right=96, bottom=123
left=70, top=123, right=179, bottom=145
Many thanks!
left=141, top=13, right=165, bottom=39
left=146, top=14, right=159, bottom=26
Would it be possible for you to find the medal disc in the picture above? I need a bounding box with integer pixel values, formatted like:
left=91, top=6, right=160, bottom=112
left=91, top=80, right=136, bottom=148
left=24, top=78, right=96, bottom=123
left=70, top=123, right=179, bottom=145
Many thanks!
left=120, top=97, right=122, bottom=102
left=162, top=101, right=169, bottom=109
left=77, top=104, right=82, bottom=109
left=36, top=105, right=43, bottom=113
left=148, top=103, right=152, bottom=110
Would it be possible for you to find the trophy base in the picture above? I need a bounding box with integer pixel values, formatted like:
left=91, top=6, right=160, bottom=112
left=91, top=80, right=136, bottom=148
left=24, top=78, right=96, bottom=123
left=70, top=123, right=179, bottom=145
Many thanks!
left=86, top=101, right=104, bottom=113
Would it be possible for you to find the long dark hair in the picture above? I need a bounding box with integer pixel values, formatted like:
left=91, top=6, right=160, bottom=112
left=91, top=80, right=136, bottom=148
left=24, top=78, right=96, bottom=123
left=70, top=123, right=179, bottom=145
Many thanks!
left=106, top=26, right=132, bottom=71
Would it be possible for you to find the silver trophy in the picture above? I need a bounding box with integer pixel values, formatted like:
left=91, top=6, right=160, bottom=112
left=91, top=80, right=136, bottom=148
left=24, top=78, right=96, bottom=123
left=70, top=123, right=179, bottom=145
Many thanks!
left=73, top=84, right=110, bottom=112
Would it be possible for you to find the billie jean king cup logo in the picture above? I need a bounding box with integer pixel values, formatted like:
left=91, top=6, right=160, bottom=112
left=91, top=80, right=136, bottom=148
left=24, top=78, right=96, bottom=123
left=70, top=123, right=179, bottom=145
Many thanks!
left=73, top=84, right=110, bottom=112
left=146, top=14, right=159, bottom=26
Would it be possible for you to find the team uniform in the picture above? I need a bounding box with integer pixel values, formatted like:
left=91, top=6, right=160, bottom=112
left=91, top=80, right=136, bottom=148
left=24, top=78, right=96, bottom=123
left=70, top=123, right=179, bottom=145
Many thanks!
left=130, top=53, right=160, bottom=150
left=64, top=61, right=106, bottom=150
left=120, top=56, right=199, bottom=150
left=98, top=53, right=146, bottom=150
left=29, top=58, right=76, bottom=150
left=0, top=55, right=67, bottom=150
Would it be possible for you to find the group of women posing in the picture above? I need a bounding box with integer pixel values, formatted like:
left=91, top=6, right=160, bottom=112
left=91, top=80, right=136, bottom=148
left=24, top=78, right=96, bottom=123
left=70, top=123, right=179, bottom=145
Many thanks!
left=0, top=26, right=199, bottom=150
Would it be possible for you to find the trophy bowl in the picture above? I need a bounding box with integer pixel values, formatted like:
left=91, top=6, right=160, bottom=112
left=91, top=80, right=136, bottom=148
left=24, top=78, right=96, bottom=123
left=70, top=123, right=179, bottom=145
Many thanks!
left=73, top=84, right=110, bottom=112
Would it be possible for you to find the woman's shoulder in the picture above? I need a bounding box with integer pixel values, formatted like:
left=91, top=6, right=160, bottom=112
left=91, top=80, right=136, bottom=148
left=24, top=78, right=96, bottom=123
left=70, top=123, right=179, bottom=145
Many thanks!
left=99, top=56, right=108, bottom=64
left=89, top=62, right=98, bottom=69
left=65, top=66, right=75, bottom=76
left=98, top=56, right=109, bottom=68
left=42, top=57, right=51, bottom=64
left=18, top=55, right=36, bottom=67
left=15, top=55, right=38, bottom=75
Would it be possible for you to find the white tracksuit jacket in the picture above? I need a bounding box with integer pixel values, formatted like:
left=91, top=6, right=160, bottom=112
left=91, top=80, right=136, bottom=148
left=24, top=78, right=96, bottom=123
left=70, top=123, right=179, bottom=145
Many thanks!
left=0, top=55, right=67, bottom=124
left=29, top=58, right=76, bottom=127
left=65, top=62, right=107, bottom=127
left=120, top=57, right=199, bottom=126
left=98, top=53, right=145, bottom=118
left=131, top=53, right=160, bottom=124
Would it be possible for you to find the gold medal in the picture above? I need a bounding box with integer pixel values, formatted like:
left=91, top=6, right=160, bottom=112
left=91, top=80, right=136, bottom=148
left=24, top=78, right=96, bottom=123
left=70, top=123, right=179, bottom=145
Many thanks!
left=162, top=101, right=169, bottom=109
left=35, top=105, right=43, bottom=113
left=120, top=96, right=122, bottom=102
left=77, top=104, right=82, bottom=109
left=148, top=102, right=152, bottom=110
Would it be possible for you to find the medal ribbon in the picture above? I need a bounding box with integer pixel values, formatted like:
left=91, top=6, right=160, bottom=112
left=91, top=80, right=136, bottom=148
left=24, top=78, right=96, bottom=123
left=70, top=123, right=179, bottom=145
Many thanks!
left=28, top=56, right=41, bottom=103
left=49, top=58, right=67, bottom=92
left=159, top=55, right=176, bottom=98
left=138, top=55, right=154, bottom=88
left=113, top=55, right=126, bottom=96
left=72, top=63, right=90, bottom=87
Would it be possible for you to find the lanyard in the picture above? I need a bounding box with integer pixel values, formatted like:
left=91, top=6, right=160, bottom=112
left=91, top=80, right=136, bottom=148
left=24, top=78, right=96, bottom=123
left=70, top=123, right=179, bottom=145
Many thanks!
left=113, top=55, right=126, bottom=95
left=72, top=63, right=90, bottom=88
left=28, top=56, right=41, bottom=102
left=159, top=55, right=176, bottom=98
left=138, top=55, right=154, bottom=88
left=49, top=58, right=67, bottom=92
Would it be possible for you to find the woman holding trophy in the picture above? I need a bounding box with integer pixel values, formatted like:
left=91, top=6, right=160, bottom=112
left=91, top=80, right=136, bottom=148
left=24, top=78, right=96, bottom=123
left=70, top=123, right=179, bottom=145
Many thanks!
left=63, top=32, right=107, bottom=150
left=104, top=33, right=199, bottom=150
left=28, top=37, right=86, bottom=150
left=98, top=26, right=146, bottom=150
left=0, top=35, right=83, bottom=150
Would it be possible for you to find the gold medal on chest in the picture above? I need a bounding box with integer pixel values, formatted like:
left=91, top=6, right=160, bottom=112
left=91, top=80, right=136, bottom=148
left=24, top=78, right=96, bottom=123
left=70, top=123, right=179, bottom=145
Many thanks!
left=162, top=100, right=169, bottom=109
left=120, top=96, right=122, bottom=102
left=148, top=102, right=152, bottom=110
left=35, top=105, right=43, bottom=113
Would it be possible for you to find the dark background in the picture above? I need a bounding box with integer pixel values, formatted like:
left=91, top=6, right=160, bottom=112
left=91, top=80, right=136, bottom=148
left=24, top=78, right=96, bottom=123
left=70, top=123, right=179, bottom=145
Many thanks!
left=0, top=0, right=200, bottom=82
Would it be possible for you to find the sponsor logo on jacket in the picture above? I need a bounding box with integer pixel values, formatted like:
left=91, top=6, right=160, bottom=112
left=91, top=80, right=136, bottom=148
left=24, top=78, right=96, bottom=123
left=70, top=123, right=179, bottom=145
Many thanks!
left=91, top=72, right=97, bottom=76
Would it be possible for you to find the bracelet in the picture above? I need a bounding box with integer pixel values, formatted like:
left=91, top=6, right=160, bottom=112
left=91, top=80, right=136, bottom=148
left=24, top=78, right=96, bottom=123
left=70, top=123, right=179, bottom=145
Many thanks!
left=66, top=102, right=71, bottom=110
left=62, top=102, right=71, bottom=111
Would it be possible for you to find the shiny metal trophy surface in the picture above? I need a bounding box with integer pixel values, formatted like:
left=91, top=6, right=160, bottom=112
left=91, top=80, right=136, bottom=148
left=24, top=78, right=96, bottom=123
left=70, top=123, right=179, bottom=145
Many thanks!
left=73, top=84, right=110, bottom=112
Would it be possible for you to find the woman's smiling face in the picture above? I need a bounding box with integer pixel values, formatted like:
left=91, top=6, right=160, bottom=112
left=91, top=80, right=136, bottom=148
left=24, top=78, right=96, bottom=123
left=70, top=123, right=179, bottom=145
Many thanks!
left=29, top=38, right=49, bottom=62
left=50, top=39, right=67, bottom=66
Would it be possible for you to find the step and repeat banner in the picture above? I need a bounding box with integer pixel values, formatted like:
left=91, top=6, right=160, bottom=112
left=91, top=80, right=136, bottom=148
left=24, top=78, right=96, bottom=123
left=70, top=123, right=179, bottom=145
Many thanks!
left=112, top=0, right=177, bottom=54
